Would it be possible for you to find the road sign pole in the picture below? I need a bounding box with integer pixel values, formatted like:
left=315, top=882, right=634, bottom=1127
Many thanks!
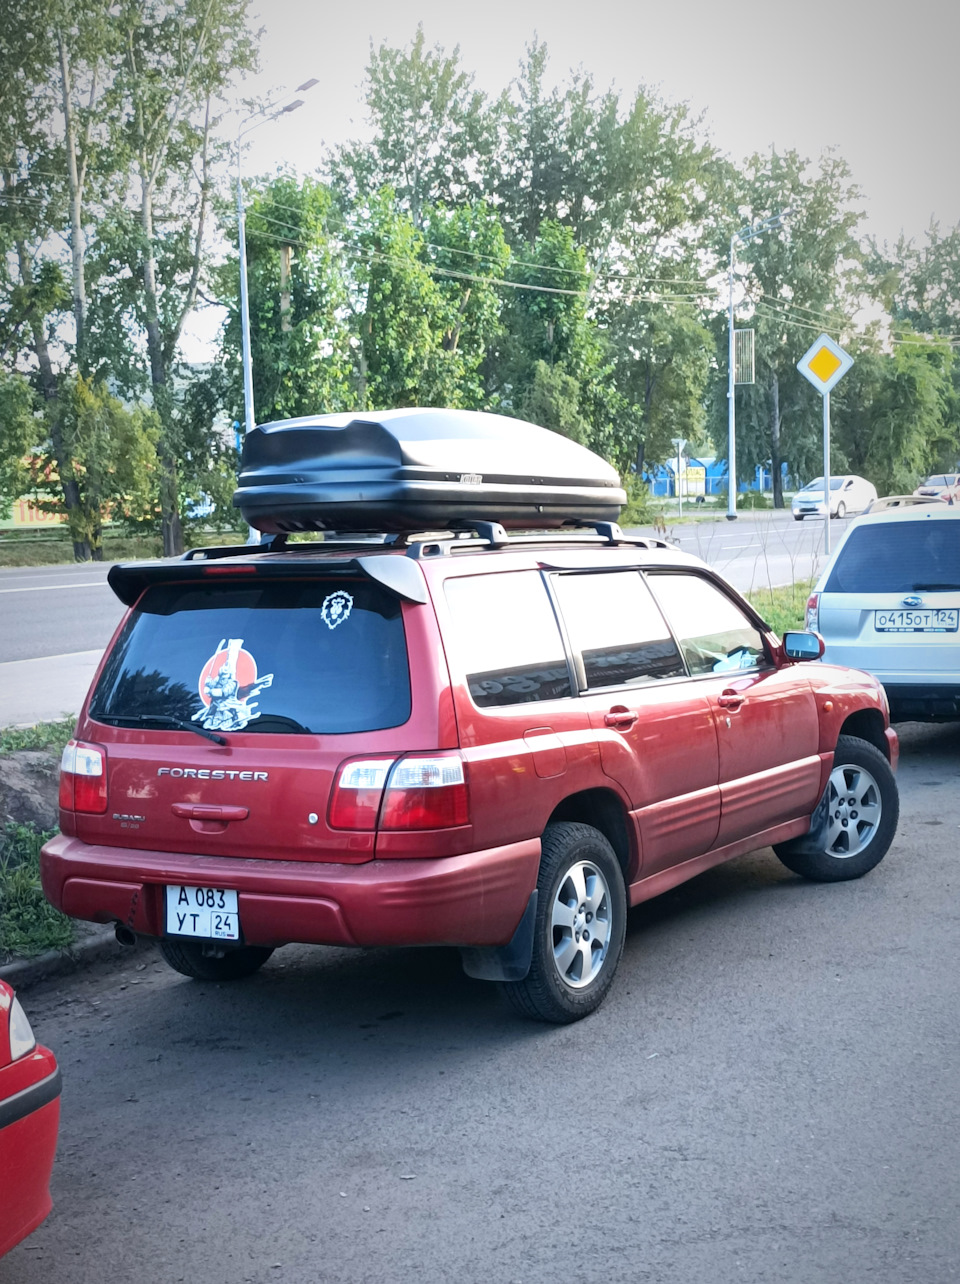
left=727, top=237, right=737, bottom=521
left=823, top=391, right=831, bottom=557
left=797, top=333, right=853, bottom=564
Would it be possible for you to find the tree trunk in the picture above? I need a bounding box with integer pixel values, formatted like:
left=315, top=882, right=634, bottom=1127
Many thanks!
left=17, top=243, right=91, bottom=561
left=58, top=32, right=88, bottom=374
left=140, top=179, right=183, bottom=557
left=770, top=372, right=784, bottom=508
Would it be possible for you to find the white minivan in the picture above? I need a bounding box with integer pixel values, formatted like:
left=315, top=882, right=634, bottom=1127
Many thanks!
left=807, top=507, right=960, bottom=720
left=792, top=474, right=877, bottom=521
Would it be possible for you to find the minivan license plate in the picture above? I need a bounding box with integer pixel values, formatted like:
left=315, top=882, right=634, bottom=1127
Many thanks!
left=165, top=886, right=240, bottom=940
left=875, top=609, right=959, bottom=633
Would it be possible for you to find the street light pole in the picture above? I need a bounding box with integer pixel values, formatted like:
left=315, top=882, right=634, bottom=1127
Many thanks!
left=235, top=81, right=317, bottom=542
left=671, top=437, right=686, bottom=519
left=726, top=235, right=737, bottom=521
left=726, top=208, right=792, bottom=522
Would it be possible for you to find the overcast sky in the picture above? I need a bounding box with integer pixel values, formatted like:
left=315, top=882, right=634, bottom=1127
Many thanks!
left=239, top=0, right=959, bottom=247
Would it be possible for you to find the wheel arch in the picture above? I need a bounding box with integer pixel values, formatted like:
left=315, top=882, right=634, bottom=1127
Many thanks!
left=546, top=788, right=636, bottom=883
left=838, top=708, right=890, bottom=759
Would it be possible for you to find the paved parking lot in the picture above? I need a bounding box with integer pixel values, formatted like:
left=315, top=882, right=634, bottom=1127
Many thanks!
left=3, top=720, right=958, bottom=1284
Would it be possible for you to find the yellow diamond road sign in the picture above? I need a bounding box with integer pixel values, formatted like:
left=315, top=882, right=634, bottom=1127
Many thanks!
left=798, top=333, right=853, bottom=394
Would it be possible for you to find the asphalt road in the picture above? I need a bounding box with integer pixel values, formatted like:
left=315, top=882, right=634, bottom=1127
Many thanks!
left=0, top=513, right=845, bottom=725
left=3, top=720, right=957, bottom=1284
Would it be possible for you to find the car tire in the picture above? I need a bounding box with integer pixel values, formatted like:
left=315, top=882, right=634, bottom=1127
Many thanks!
left=500, top=822, right=627, bottom=1024
left=793, top=515, right=803, bottom=522
left=160, top=938, right=274, bottom=981
left=773, top=735, right=898, bottom=882
left=835, top=501, right=846, bottom=519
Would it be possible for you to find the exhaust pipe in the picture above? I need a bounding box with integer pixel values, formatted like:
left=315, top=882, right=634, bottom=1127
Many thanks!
left=115, top=923, right=138, bottom=948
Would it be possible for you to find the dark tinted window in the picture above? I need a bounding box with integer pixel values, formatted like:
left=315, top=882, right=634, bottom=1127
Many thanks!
left=90, top=578, right=410, bottom=734
left=824, top=520, right=960, bottom=593
left=552, top=571, right=684, bottom=689
left=648, top=574, right=768, bottom=676
left=444, top=572, right=572, bottom=707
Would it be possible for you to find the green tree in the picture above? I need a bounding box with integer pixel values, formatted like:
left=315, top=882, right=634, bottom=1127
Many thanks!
left=832, top=337, right=953, bottom=495
left=0, top=371, right=41, bottom=516
left=30, top=376, right=159, bottom=555
left=91, top=0, right=258, bottom=555
left=329, top=26, right=497, bottom=229
left=218, top=174, right=353, bottom=426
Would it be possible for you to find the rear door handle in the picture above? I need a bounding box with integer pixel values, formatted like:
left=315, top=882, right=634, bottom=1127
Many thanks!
left=604, top=707, right=639, bottom=729
left=717, top=691, right=745, bottom=711
left=171, top=804, right=249, bottom=822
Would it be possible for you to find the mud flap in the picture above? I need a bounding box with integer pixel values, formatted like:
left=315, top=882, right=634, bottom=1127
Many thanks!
left=459, top=891, right=538, bottom=982
left=786, top=784, right=831, bottom=856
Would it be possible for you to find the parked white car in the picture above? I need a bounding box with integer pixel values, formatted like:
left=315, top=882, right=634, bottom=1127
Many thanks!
left=806, top=506, right=960, bottom=720
left=792, top=475, right=878, bottom=521
left=913, top=473, right=960, bottom=503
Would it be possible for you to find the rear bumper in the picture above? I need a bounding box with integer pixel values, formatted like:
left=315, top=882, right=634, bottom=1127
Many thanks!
left=0, top=1056, right=60, bottom=1259
left=40, top=834, right=542, bottom=949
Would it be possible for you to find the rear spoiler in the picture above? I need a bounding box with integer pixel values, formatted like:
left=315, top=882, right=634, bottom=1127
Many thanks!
left=107, top=546, right=429, bottom=608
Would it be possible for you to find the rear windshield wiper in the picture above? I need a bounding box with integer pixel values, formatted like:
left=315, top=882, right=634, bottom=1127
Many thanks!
left=911, top=582, right=960, bottom=591
left=95, top=712, right=227, bottom=746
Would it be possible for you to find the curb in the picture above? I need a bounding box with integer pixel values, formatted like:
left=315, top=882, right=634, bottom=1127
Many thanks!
left=0, top=928, right=127, bottom=989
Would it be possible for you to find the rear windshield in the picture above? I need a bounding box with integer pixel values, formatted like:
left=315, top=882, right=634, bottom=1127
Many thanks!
left=824, top=521, right=960, bottom=593
left=90, top=578, right=411, bottom=734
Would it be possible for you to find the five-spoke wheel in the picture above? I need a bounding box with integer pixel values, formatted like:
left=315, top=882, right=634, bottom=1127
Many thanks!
left=501, top=821, right=626, bottom=1024
left=774, top=735, right=898, bottom=881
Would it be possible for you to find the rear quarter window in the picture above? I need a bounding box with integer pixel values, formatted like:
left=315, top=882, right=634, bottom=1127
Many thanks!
left=444, top=571, right=572, bottom=707
left=90, top=578, right=411, bottom=734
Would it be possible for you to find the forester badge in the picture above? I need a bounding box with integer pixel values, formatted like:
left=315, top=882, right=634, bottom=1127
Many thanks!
left=193, top=638, right=274, bottom=732
left=321, top=590, right=353, bottom=630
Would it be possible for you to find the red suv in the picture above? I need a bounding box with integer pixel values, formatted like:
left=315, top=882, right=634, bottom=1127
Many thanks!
left=41, top=412, right=900, bottom=1023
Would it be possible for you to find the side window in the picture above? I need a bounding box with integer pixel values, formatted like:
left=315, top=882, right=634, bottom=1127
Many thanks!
left=647, top=574, right=769, bottom=676
left=444, top=571, right=572, bottom=708
left=552, top=571, right=685, bottom=690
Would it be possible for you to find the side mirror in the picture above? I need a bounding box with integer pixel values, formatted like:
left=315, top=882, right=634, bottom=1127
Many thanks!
left=782, top=631, right=825, bottom=662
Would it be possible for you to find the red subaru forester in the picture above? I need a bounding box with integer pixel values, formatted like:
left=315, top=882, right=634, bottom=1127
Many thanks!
left=41, top=410, right=900, bottom=1023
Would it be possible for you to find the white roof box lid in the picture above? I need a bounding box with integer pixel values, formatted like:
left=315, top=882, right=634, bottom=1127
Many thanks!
left=233, top=407, right=626, bottom=534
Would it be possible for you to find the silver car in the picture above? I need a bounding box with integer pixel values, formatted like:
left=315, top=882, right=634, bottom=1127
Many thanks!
left=807, top=506, right=960, bottom=720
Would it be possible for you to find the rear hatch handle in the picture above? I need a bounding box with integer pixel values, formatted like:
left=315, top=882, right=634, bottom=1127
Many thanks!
left=171, top=804, right=249, bottom=822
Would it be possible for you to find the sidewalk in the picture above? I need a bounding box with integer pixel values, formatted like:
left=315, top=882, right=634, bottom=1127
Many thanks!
left=0, top=649, right=102, bottom=726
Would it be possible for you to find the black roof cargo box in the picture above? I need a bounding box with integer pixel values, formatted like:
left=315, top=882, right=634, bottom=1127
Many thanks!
left=233, top=408, right=626, bottom=533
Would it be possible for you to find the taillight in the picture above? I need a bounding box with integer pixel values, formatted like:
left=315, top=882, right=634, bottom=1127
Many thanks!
left=59, top=740, right=108, bottom=814
left=380, top=756, right=469, bottom=830
left=328, top=754, right=469, bottom=831
left=805, top=592, right=820, bottom=632
left=328, top=759, right=396, bottom=830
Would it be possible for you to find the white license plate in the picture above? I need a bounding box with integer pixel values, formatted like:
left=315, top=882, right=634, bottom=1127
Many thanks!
left=875, top=608, right=959, bottom=633
left=165, top=886, right=240, bottom=940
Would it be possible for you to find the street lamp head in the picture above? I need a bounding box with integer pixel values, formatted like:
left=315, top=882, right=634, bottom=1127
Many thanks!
left=296, top=78, right=319, bottom=92
left=281, top=99, right=304, bottom=114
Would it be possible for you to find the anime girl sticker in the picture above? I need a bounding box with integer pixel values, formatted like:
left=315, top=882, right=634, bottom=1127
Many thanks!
left=193, top=638, right=274, bottom=732
left=321, top=590, right=353, bottom=630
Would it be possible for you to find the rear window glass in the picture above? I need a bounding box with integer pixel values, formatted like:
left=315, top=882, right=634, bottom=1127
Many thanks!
left=824, top=521, right=960, bottom=593
left=444, top=571, right=572, bottom=707
left=90, top=579, right=411, bottom=734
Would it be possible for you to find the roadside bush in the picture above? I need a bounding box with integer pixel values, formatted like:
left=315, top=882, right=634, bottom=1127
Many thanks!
left=738, top=490, right=772, bottom=510
left=0, top=822, right=74, bottom=960
left=745, top=578, right=816, bottom=636
left=0, top=717, right=76, bottom=757
left=619, top=476, right=659, bottom=526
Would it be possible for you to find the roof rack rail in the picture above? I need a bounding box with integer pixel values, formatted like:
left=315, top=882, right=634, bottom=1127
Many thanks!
left=179, top=521, right=671, bottom=564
